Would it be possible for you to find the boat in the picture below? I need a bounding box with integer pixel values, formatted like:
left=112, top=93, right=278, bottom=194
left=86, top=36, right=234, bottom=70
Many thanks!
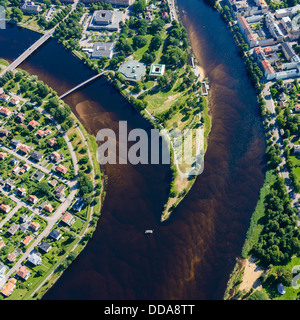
left=145, top=230, right=154, bottom=234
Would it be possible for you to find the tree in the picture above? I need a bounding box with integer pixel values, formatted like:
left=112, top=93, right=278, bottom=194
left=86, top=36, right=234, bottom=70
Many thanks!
left=132, top=0, right=146, bottom=14
left=149, top=34, right=163, bottom=51
left=11, top=7, right=23, bottom=23
left=132, top=35, right=148, bottom=49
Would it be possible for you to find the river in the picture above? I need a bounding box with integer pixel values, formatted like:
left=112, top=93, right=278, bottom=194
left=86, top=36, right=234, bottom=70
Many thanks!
left=0, top=0, right=266, bottom=300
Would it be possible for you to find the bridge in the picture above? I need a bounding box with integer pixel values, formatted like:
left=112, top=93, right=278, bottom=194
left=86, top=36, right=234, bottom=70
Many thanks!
left=0, top=28, right=55, bottom=77
left=58, top=72, right=106, bottom=100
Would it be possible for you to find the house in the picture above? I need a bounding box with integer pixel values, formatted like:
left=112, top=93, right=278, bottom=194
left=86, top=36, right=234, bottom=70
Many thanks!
left=20, top=214, right=29, bottom=223
left=10, top=158, right=18, bottom=166
left=44, top=203, right=53, bottom=213
left=0, top=204, right=11, bottom=213
left=31, top=170, right=44, bottom=182
left=10, top=97, right=19, bottom=106
left=36, top=130, right=45, bottom=138
left=22, top=235, right=32, bottom=246
left=279, top=92, right=287, bottom=101
left=7, top=223, right=19, bottom=236
left=10, top=139, right=21, bottom=149
left=0, top=93, right=10, bottom=103
left=55, top=185, right=65, bottom=198
left=47, top=138, right=57, bottom=147
left=30, top=221, right=40, bottom=232
left=48, top=179, right=58, bottom=188
left=49, top=229, right=61, bottom=241
left=16, top=113, right=25, bottom=123
left=279, top=101, right=285, bottom=108
left=0, top=152, right=7, bottom=160
left=0, top=129, right=10, bottom=137
left=72, top=198, right=84, bottom=212
left=28, top=252, right=42, bottom=266
left=12, top=165, right=20, bottom=175
left=0, top=237, right=5, bottom=250
left=61, top=211, right=74, bottom=226
left=7, top=253, right=16, bottom=263
left=295, top=104, right=300, bottom=112
left=16, top=188, right=26, bottom=197
left=4, top=179, right=15, bottom=191
left=294, top=145, right=300, bottom=154
left=19, top=164, right=31, bottom=174
left=28, top=195, right=39, bottom=205
left=1, top=278, right=17, bottom=297
left=50, top=151, right=61, bottom=163
left=0, top=107, right=12, bottom=117
left=28, top=119, right=39, bottom=131
left=7, top=249, right=21, bottom=263
left=161, top=11, right=169, bottom=19
left=56, top=164, right=68, bottom=175
left=19, top=144, right=31, bottom=154
left=30, top=150, right=43, bottom=162
left=16, top=266, right=30, bottom=280
left=38, top=241, right=51, bottom=253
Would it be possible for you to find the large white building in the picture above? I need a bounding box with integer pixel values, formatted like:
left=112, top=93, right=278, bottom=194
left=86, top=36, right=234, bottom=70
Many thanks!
left=81, top=0, right=135, bottom=5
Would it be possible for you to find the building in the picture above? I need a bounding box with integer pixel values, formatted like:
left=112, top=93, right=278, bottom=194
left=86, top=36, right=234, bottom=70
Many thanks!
left=50, top=151, right=61, bottom=163
left=30, top=150, right=43, bottom=162
left=44, top=204, right=54, bottom=213
left=10, top=139, right=21, bottom=149
left=72, top=198, right=84, bottom=212
left=0, top=94, right=10, bottom=103
left=91, top=42, right=115, bottom=59
left=88, top=10, right=123, bottom=31
left=28, top=252, right=42, bottom=266
left=16, top=113, right=25, bottom=123
left=19, top=144, right=31, bottom=154
left=38, top=241, right=51, bottom=253
left=22, top=235, right=32, bottom=246
left=237, top=16, right=258, bottom=48
left=61, top=211, right=74, bottom=226
left=28, top=195, right=39, bottom=205
left=118, top=60, right=146, bottom=82
left=0, top=152, right=7, bottom=160
left=149, top=64, right=166, bottom=77
left=261, top=59, right=276, bottom=80
left=7, top=223, right=19, bottom=236
left=28, top=120, right=39, bottom=130
left=4, top=179, right=15, bottom=191
left=16, top=266, right=30, bottom=280
left=1, top=278, right=16, bottom=297
left=282, top=42, right=297, bottom=62
left=21, top=1, right=42, bottom=14
left=0, top=204, right=11, bottom=213
left=0, top=107, right=11, bottom=117
left=16, top=188, right=26, bottom=198
left=31, top=170, right=44, bottom=182
left=10, top=97, right=19, bottom=105
left=48, top=138, right=57, bottom=147
left=49, top=229, right=62, bottom=241
left=293, top=144, right=300, bottom=154
left=30, top=222, right=40, bottom=232
left=56, top=164, right=68, bottom=175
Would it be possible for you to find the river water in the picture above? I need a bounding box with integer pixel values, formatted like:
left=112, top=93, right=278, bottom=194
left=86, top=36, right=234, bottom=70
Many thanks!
left=0, top=0, right=266, bottom=299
